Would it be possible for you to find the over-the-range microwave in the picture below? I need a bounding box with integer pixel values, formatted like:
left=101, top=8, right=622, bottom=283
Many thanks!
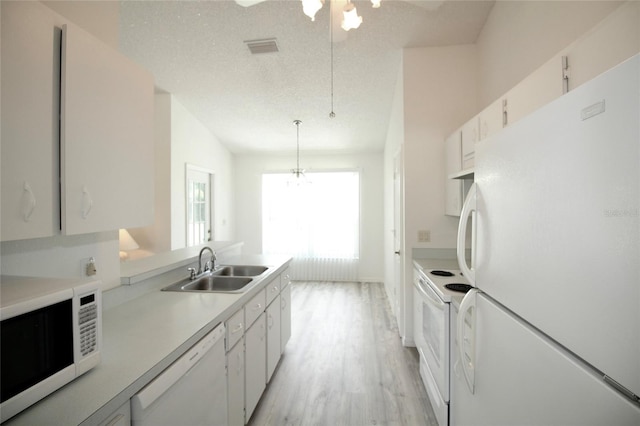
left=0, top=275, right=102, bottom=423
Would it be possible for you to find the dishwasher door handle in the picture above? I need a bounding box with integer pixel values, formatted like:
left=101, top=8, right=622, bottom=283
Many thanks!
left=131, top=323, right=225, bottom=411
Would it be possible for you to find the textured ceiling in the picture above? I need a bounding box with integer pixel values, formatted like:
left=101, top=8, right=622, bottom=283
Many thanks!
left=119, top=0, right=494, bottom=154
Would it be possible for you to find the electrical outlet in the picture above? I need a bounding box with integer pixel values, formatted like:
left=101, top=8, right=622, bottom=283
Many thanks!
left=418, top=230, right=431, bottom=243
left=85, top=257, right=97, bottom=276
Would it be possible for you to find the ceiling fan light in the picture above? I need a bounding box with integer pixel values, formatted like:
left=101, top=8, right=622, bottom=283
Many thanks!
left=341, top=3, right=362, bottom=31
left=301, top=0, right=324, bottom=21
left=371, top=0, right=381, bottom=8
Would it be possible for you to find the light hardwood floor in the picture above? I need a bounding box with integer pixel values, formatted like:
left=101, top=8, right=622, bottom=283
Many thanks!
left=247, top=281, right=437, bottom=426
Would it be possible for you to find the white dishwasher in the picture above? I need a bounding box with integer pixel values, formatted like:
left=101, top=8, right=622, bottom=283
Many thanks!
left=131, top=323, right=228, bottom=426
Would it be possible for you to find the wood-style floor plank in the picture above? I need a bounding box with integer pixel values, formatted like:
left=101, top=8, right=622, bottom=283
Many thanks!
left=247, top=281, right=438, bottom=426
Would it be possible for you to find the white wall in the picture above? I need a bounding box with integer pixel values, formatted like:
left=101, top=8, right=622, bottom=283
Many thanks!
left=169, top=97, right=235, bottom=250
left=395, top=45, right=479, bottom=342
left=383, top=65, right=405, bottom=319
left=234, top=152, right=385, bottom=282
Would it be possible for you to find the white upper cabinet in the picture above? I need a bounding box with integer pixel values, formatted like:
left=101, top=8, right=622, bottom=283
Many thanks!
left=460, top=117, right=478, bottom=170
left=506, top=56, right=564, bottom=126
left=61, top=23, right=154, bottom=235
left=478, top=97, right=505, bottom=142
left=1, top=2, right=155, bottom=241
left=445, top=131, right=463, bottom=216
left=1, top=2, right=58, bottom=241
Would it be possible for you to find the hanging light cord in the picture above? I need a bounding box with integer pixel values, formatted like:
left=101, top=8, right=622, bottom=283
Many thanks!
left=294, top=120, right=302, bottom=173
left=329, top=1, right=335, bottom=118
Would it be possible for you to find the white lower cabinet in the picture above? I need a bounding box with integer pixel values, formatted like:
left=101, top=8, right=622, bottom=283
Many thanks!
left=227, top=337, right=245, bottom=426
left=224, top=269, right=293, bottom=424
left=97, top=400, right=131, bottom=426
left=266, top=297, right=281, bottom=382
left=245, top=313, right=266, bottom=422
left=280, top=282, right=292, bottom=353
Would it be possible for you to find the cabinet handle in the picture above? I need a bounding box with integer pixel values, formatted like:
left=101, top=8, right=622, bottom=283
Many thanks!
left=232, top=323, right=243, bottom=334
left=272, top=285, right=279, bottom=293
left=237, top=351, right=243, bottom=374
left=253, top=303, right=262, bottom=311
left=22, top=182, right=36, bottom=222
left=82, top=186, right=93, bottom=219
left=103, top=414, right=125, bottom=426
left=281, top=298, right=287, bottom=310
left=268, top=314, right=274, bottom=328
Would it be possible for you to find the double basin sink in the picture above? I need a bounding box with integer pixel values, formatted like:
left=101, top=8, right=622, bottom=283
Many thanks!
left=162, top=265, right=269, bottom=293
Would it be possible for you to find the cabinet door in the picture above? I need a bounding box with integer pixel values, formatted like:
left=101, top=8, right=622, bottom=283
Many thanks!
left=445, top=131, right=463, bottom=216
left=1, top=2, right=58, bottom=241
left=60, top=23, right=154, bottom=235
left=245, top=289, right=266, bottom=329
left=226, top=308, right=245, bottom=351
left=266, top=297, right=281, bottom=383
left=281, top=267, right=291, bottom=288
left=245, top=313, right=266, bottom=422
left=97, top=400, right=131, bottom=426
left=507, top=56, right=564, bottom=125
left=461, top=117, right=478, bottom=170
left=265, top=277, right=280, bottom=306
left=280, top=283, right=292, bottom=353
left=478, top=97, right=505, bottom=141
left=227, top=338, right=245, bottom=426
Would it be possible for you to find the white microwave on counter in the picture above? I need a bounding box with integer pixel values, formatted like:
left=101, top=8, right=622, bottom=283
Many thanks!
left=0, top=276, right=102, bottom=423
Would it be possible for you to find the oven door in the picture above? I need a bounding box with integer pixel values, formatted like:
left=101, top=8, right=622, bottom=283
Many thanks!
left=415, top=274, right=450, bottom=403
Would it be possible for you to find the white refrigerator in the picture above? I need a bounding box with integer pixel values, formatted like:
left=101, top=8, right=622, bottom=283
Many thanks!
left=453, top=54, right=640, bottom=425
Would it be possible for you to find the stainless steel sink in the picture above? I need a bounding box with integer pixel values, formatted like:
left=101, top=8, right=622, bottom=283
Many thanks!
left=211, top=265, right=268, bottom=277
left=163, top=275, right=253, bottom=293
left=162, top=264, right=269, bottom=293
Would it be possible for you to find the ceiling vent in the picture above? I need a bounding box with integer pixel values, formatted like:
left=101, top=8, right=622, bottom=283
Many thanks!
left=244, top=38, right=279, bottom=54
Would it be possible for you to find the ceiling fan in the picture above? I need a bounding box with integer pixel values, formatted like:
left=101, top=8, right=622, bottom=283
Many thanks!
left=235, top=0, right=364, bottom=43
left=235, top=0, right=445, bottom=38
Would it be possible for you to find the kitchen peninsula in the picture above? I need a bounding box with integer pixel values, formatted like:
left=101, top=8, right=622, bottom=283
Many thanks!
left=4, top=243, right=291, bottom=426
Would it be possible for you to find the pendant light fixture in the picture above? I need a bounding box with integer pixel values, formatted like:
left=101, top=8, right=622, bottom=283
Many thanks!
left=329, top=4, right=336, bottom=118
left=290, top=120, right=307, bottom=184
left=341, top=1, right=362, bottom=31
left=298, top=0, right=378, bottom=30
left=301, top=0, right=324, bottom=21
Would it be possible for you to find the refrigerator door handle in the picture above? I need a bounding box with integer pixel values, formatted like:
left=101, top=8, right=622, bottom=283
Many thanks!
left=457, top=182, right=476, bottom=285
left=457, top=288, right=478, bottom=394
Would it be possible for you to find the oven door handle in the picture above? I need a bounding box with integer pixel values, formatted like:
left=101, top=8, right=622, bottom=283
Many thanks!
left=416, top=278, right=445, bottom=308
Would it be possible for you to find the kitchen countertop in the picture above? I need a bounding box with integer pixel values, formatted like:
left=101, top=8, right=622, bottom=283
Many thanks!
left=5, top=254, right=291, bottom=426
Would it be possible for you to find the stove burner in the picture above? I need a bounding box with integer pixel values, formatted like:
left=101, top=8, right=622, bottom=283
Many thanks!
left=431, top=270, right=455, bottom=277
left=445, top=283, right=473, bottom=293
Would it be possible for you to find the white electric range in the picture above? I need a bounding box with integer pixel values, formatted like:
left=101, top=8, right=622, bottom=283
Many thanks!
left=413, top=262, right=471, bottom=426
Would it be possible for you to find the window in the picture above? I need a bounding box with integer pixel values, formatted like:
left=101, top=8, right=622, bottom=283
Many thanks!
left=262, top=171, right=359, bottom=281
left=186, top=166, right=213, bottom=247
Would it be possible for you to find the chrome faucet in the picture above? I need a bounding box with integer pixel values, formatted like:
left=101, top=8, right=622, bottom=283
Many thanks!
left=197, top=246, right=216, bottom=275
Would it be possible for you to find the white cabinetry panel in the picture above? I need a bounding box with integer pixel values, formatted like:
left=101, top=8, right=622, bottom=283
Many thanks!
left=245, top=313, right=266, bottom=423
left=280, top=282, right=292, bottom=353
left=266, top=296, right=281, bottom=382
left=506, top=56, right=564, bottom=125
left=445, top=132, right=463, bottom=216
left=61, top=23, right=154, bottom=235
left=1, top=2, right=58, bottom=241
left=227, top=337, right=245, bottom=426
left=460, top=118, right=478, bottom=170
left=478, top=97, right=505, bottom=141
